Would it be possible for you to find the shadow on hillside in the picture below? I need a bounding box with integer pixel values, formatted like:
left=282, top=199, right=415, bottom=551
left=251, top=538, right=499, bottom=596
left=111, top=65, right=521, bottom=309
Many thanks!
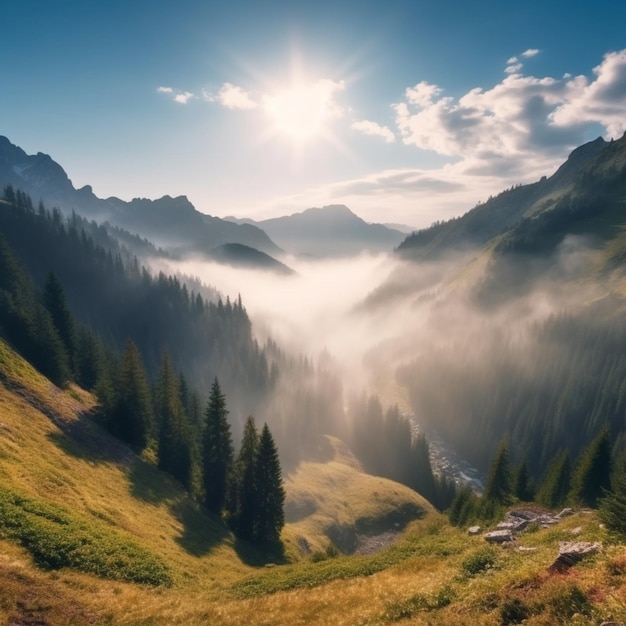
left=128, top=459, right=173, bottom=504
left=171, top=499, right=229, bottom=556
left=233, top=537, right=288, bottom=567
left=46, top=412, right=135, bottom=465
left=281, top=435, right=335, bottom=476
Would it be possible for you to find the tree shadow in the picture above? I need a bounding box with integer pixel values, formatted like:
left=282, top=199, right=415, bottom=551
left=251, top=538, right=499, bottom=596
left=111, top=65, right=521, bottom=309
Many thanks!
left=170, top=499, right=229, bottom=557
left=127, top=459, right=174, bottom=504
left=46, top=410, right=135, bottom=465
left=232, top=536, right=288, bottom=567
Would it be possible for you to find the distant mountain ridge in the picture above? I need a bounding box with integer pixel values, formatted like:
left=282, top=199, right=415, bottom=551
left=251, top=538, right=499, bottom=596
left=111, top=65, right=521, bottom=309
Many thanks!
left=396, top=136, right=611, bottom=261
left=0, top=136, right=282, bottom=258
left=366, top=133, right=626, bottom=309
left=226, top=205, right=406, bottom=257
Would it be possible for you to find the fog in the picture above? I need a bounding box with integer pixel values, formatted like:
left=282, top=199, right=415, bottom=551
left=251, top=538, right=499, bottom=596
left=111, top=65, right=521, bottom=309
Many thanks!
left=148, top=230, right=616, bottom=478
left=152, top=231, right=604, bottom=400
left=155, top=252, right=415, bottom=388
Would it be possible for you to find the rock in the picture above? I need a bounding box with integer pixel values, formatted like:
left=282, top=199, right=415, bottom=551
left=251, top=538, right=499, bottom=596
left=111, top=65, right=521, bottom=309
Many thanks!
left=556, top=507, right=574, bottom=519
left=508, top=509, right=535, bottom=521
left=468, top=525, right=481, bottom=535
left=497, top=519, right=528, bottom=532
left=517, top=546, right=538, bottom=552
left=570, top=526, right=582, bottom=535
left=484, top=529, right=514, bottom=543
left=549, top=541, right=602, bottom=573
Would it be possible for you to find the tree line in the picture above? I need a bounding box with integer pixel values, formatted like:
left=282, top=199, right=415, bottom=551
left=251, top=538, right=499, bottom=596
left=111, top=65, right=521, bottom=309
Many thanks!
left=448, top=429, right=626, bottom=534
left=0, top=190, right=285, bottom=544
left=398, top=302, right=626, bottom=482
left=348, top=394, right=457, bottom=511
left=0, top=186, right=451, bottom=518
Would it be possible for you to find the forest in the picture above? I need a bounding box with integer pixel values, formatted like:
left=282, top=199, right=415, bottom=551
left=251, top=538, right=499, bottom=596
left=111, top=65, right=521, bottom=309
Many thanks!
left=0, top=187, right=445, bottom=541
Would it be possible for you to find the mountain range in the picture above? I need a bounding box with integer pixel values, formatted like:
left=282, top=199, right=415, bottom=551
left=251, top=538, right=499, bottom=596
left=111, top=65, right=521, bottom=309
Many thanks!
left=364, top=133, right=626, bottom=308
left=226, top=205, right=406, bottom=257
left=0, top=136, right=406, bottom=264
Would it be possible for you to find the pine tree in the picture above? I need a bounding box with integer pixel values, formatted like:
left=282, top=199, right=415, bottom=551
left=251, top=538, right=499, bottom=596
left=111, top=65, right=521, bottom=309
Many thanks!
left=512, top=460, right=534, bottom=502
left=75, top=327, right=104, bottom=391
left=254, top=423, right=285, bottom=544
left=536, top=450, right=571, bottom=509
left=598, top=453, right=626, bottom=533
left=569, top=428, right=612, bottom=508
left=202, top=378, right=234, bottom=514
left=410, top=433, right=437, bottom=504
left=156, top=353, right=194, bottom=490
left=110, top=339, right=153, bottom=452
left=42, top=272, right=77, bottom=375
left=484, top=441, right=512, bottom=505
left=448, top=486, right=479, bottom=526
left=229, top=416, right=259, bottom=541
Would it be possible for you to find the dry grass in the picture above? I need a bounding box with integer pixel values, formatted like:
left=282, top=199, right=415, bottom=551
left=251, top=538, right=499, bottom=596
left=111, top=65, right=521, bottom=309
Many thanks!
left=3, top=337, right=626, bottom=625
left=283, top=436, right=433, bottom=556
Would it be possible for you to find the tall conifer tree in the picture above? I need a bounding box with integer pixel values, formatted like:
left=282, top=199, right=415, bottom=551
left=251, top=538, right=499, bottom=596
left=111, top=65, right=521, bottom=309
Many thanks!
left=255, top=423, right=285, bottom=543
left=570, top=428, right=612, bottom=507
left=484, top=441, right=512, bottom=505
left=202, top=378, right=234, bottom=514
left=536, top=450, right=571, bottom=509
left=43, top=272, right=77, bottom=374
left=599, top=453, right=626, bottom=533
left=230, top=416, right=259, bottom=541
left=156, top=353, right=193, bottom=490
left=110, top=339, right=153, bottom=452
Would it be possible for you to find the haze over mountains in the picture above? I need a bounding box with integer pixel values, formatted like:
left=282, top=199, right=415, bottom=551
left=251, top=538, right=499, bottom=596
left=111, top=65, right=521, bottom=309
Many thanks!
left=3, top=129, right=626, bottom=625
left=0, top=136, right=406, bottom=265
left=365, top=133, right=626, bottom=309
left=226, top=205, right=407, bottom=257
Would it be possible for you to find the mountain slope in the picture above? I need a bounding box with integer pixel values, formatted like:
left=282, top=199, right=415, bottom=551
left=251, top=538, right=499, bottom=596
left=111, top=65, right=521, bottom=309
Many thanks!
left=366, top=134, right=626, bottom=309
left=0, top=348, right=622, bottom=626
left=396, top=136, right=610, bottom=262
left=209, top=243, right=295, bottom=275
left=228, top=205, right=405, bottom=257
left=0, top=135, right=282, bottom=257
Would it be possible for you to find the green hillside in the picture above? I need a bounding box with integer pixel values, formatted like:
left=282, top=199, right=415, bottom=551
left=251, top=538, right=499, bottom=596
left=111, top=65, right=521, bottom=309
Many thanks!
left=0, top=337, right=445, bottom=623
left=1, top=337, right=626, bottom=624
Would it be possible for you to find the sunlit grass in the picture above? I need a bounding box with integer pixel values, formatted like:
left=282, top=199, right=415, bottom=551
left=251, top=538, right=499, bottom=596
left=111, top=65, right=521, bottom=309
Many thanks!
left=3, top=337, right=626, bottom=625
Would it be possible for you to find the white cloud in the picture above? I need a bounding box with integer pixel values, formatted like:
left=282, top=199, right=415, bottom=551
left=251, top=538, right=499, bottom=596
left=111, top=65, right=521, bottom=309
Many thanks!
left=505, top=63, right=523, bottom=75
left=261, top=49, right=626, bottom=227
left=405, top=81, right=443, bottom=108
left=157, top=86, right=194, bottom=104
left=351, top=120, right=395, bottom=143
left=521, top=48, right=541, bottom=58
left=550, top=49, right=626, bottom=137
left=394, top=50, right=626, bottom=166
left=213, top=82, right=257, bottom=110
left=174, top=91, right=194, bottom=104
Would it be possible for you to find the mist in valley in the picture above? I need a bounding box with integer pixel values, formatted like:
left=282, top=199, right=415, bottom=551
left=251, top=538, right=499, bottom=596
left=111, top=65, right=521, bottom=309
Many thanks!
left=149, top=229, right=616, bottom=489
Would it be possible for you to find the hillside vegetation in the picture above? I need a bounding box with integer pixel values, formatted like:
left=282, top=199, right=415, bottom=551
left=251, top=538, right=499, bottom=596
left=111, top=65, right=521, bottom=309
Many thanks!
left=2, top=338, right=626, bottom=624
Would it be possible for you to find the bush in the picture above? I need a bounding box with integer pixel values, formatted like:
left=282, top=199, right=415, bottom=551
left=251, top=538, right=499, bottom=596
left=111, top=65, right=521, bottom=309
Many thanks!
left=460, top=547, right=497, bottom=577
left=0, top=487, right=171, bottom=585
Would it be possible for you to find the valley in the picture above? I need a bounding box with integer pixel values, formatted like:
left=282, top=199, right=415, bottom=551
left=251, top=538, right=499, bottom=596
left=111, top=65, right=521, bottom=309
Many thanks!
left=2, top=131, right=626, bottom=624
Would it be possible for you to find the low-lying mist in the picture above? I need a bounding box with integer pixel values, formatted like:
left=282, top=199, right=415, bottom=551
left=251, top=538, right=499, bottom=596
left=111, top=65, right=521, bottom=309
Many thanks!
left=152, top=233, right=620, bottom=481
left=156, top=252, right=411, bottom=388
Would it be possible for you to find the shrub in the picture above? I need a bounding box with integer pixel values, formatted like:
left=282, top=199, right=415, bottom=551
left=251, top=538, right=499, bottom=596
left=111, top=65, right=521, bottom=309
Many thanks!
left=0, top=487, right=171, bottom=585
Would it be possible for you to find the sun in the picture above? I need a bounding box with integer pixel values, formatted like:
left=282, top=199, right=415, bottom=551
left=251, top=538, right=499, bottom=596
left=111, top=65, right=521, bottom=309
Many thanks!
left=262, top=78, right=345, bottom=144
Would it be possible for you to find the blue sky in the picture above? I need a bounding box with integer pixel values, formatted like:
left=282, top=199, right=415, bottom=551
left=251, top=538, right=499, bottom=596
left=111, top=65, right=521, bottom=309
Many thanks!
left=2, top=0, right=626, bottom=227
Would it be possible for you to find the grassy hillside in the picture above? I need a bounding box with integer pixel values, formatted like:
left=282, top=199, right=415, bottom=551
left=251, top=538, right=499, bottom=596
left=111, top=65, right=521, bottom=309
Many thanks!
left=2, top=338, right=626, bottom=625
left=0, top=337, right=448, bottom=623
left=3, top=281, right=626, bottom=626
